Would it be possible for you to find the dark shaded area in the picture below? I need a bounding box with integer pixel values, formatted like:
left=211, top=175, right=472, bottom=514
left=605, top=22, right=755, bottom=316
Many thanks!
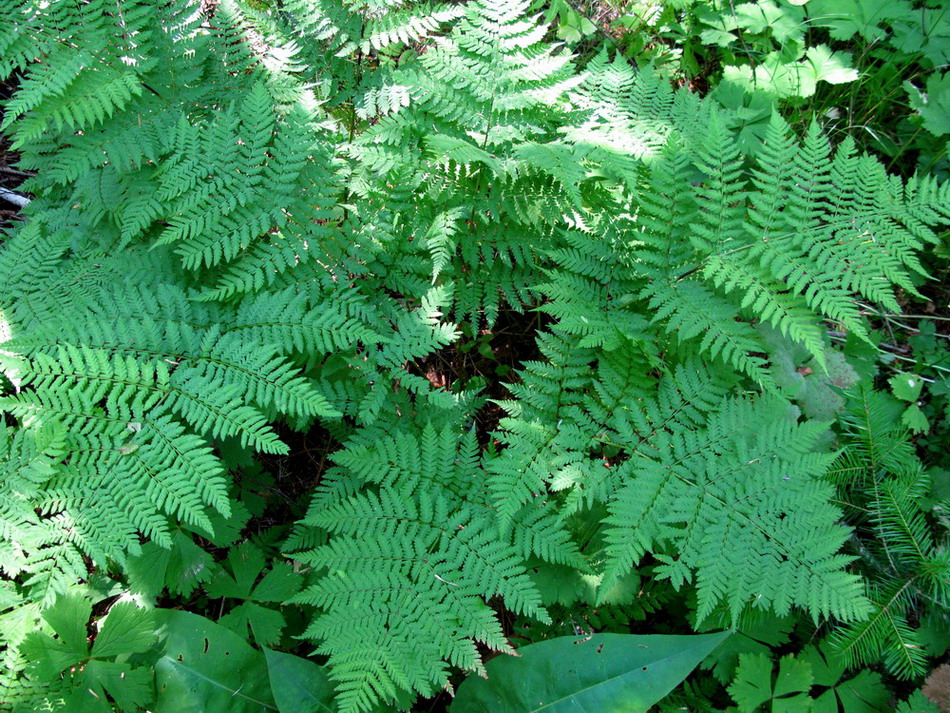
left=0, top=78, right=26, bottom=228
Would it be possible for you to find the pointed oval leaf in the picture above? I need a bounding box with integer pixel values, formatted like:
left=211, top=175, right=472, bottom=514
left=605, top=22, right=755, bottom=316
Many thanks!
left=263, top=648, right=337, bottom=713
left=452, top=631, right=730, bottom=713
left=152, top=609, right=277, bottom=713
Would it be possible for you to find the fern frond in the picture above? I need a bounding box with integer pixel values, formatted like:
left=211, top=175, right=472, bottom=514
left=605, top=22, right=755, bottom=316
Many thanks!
left=831, top=577, right=928, bottom=679
left=603, top=391, right=867, bottom=623
left=291, top=424, right=554, bottom=712
left=645, top=280, right=771, bottom=385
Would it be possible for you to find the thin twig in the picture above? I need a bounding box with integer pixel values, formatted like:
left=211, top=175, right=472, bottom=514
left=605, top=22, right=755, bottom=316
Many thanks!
left=825, top=331, right=910, bottom=354
left=0, top=166, right=35, bottom=178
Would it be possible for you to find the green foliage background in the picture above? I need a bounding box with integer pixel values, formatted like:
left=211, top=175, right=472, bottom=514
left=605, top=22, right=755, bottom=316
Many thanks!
left=0, top=0, right=947, bottom=711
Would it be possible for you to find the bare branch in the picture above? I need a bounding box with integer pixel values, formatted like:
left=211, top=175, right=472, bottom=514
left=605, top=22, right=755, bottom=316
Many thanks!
left=0, top=166, right=36, bottom=178
left=0, top=186, right=30, bottom=208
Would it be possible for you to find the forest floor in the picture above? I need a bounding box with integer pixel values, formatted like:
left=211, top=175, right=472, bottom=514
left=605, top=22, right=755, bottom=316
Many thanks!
left=0, top=81, right=26, bottom=228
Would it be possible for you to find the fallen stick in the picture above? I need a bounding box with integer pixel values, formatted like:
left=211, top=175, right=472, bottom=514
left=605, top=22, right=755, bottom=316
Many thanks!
left=0, top=186, right=30, bottom=208
left=0, top=166, right=35, bottom=178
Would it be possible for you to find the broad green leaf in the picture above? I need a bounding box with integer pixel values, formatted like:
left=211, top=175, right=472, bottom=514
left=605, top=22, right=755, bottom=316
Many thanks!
left=734, top=1, right=806, bottom=44
left=451, top=631, right=730, bottom=713
left=774, top=656, right=813, bottom=698
left=91, top=601, right=160, bottom=658
left=729, top=653, right=775, bottom=711
left=723, top=54, right=816, bottom=99
left=834, top=669, right=889, bottom=713
left=126, top=532, right=214, bottom=598
left=890, top=10, right=950, bottom=67
left=545, top=0, right=596, bottom=43
left=906, top=73, right=950, bottom=137
left=152, top=609, right=277, bottom=713
left=206, top=541, right=265, bottom=600
left=253, top=561, right=304, bottom=602
left=798, top=642, right=847, bottom=687
left=730, top=653, right=819, bottom=712
left=736, top=644, right=889, bottom=713
left=20, top=631, right=88, bottom=681
left=897, top=691, right=941, bottom=713
left=902, top=404, right=929, bottom=434
left=220, top=601, right=285, bottom=646
left=83, top=659, right=155, bottom=711
left=191, top=499, right=252, bottom=548
left=206, top=542, right=302, bottom=645
left=264, top=648, right=337, bottom=713
left=700, top=28, right=739, bottom=47
left=806, top=0, right=912, bottom=41
left=889, top=372, right=923, bottom=402
left=125, top=542, right=174, bottom=598
left=695, top=3, right=740, bottom=32
left=714, top=82, right=775, bottom=153
left=805, top=45, right=858, bottom=85
left=699, top=609, right=796, bottom=683
left=555, top=5, right=596, bottom=42
left=20, top=592, right=92, bottom=678
left=40, top=590, right=91, bottom=656
left=62, top=685, right=113, bottom=713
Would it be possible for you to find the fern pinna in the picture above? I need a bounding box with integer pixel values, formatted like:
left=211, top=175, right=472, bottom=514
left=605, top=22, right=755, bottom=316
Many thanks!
left=0, top=0, right=948, bottom=711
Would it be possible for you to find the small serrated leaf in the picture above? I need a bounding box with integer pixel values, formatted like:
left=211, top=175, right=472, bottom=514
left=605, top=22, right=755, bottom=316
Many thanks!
left=890, top=373, right=924, bottom=402
left=92, top=602, right=159, bottom=658
left=902, top=403, right=930, bottom=434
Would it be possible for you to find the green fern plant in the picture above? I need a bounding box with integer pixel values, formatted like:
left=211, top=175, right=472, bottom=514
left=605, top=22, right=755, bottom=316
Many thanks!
left=828, top=386, right=950, bottom=680
left=0, top=1, right=948, bottom=711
